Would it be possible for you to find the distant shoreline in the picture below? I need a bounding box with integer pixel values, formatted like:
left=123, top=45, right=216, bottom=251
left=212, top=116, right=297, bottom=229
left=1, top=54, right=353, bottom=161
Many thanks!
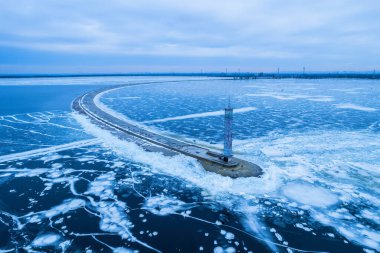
left=0, top=72, right=379, bottom=79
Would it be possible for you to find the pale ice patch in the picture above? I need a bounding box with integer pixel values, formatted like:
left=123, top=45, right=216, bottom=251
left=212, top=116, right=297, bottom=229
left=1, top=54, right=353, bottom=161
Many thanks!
left=282, top=182, right=339, bottom=208
left=0, top=173, right=12, bottom=177
left=245, top=92, right=311, bottom=100
left=331, top=88, right=364, bottom=93
left=348, top=162, right=380, bottom=176
left=246, top=92, right=336, bottom=102
left=86, top=171, right=116, bottom=200
left=23, top=199, right=85, bottom=224
left=119, top=96, right=141, bottom=99
left=85, top=172, right=134, bottom=238
left=0, top=249, right=14, bottom=253
left=238, top=203, right=278, bottom=252
left=335, top=226, right=380, bottom=251
left=113, top=247, right=136, bottom=253
left=361, top=209, right=380, bottom=225
left=335, top=103, right=377, bottom=112
left=97, top=201, right=133, bottom=239
left=260, top=146, right=289, bottom=157
left=306, top=96, right=334, bottom=102
left=142, top=107, right=257, bottom=124
left=224, top=231, right=235, bottom=240
left=0, top=138, right=100, bottom=163
left=214, top=246, right=236, bottom=253
left=104, top=96, right=141, bottom=100
left=83, top=172, right=149, bottom=248
left=43, top=199, right=86, bottom=219
left=143, top=195, right=189, bottom=216
left=295, top=223, right=312, bottom=232
left=12, top=168, right=51, bottom=178
left=32, top=234, right=61, bottom=247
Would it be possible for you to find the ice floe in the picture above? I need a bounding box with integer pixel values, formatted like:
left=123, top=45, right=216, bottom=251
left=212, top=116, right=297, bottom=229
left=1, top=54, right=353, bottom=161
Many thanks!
left=0, top=138, right=100, bottom=163
left=335, top=103, right=377, bottom=112
left=143, top=195, right=190, bottom=216
left=281, top=182, right=339, bottom=208
left=32, top=233, right=61, bottom=247
left=142, top=107, right=257, bottom=123
left=245, top=92, right=311, bottom=100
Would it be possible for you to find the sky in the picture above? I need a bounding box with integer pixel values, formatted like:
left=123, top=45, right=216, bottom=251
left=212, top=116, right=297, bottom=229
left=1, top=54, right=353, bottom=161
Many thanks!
left=0, top=0, right=380, bottom=74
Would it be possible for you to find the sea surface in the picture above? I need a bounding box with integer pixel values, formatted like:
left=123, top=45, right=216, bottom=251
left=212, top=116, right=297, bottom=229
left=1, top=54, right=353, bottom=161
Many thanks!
left=0, top=76, right=379, bottom=252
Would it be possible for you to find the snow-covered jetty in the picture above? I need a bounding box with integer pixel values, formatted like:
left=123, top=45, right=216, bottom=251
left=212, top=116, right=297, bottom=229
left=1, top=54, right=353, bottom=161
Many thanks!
left=72, top=82, right=262, bottom=178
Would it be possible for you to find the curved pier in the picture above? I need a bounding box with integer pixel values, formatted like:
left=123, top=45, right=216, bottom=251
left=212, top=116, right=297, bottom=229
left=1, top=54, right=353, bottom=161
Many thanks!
left=72, top=81, right=263, bottom=178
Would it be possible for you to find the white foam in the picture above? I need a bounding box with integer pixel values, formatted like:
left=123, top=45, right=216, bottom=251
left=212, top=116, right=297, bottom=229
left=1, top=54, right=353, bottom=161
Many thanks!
left=282, top=182, right=339, bottom=208
left=142, top=107, right=257, bottom=123
left=335, top=103, right=377, bottom=112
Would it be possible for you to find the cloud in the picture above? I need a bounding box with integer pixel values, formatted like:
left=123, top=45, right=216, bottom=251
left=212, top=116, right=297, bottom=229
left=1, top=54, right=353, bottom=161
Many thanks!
left=0, top=0, right=379, bottom=72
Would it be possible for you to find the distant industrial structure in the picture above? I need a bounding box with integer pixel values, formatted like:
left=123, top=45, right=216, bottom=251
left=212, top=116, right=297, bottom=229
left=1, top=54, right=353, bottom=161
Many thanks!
left=230, top=72, right=380, bottom=80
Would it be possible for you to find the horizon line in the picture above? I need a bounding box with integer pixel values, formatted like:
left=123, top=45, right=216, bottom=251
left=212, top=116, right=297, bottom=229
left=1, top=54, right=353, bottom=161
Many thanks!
left=0, top=71, right=379, bottom=79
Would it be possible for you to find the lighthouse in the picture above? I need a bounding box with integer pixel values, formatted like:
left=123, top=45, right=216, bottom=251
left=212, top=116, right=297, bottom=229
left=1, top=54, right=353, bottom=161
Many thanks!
left=223, top=98, right=233, bottom=162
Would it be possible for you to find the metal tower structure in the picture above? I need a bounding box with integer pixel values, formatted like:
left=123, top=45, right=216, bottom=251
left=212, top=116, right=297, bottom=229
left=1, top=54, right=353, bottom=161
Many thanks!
left=223, top=98, right=233, bottom=161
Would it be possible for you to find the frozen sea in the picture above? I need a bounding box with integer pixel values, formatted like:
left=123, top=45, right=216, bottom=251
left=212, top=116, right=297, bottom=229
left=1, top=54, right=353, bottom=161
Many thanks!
left=0, top=76, right=379, bottom=252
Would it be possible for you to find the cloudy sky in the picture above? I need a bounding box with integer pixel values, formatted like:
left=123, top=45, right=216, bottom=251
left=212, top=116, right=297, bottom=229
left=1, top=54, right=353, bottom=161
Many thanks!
left=1, top=0, right=380, bottom=73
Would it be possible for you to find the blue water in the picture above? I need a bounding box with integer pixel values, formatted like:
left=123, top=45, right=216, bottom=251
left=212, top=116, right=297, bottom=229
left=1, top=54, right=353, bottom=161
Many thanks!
left=0, top=77, right=379, bottom=252
left=0, top=85, right=103, bottom=115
